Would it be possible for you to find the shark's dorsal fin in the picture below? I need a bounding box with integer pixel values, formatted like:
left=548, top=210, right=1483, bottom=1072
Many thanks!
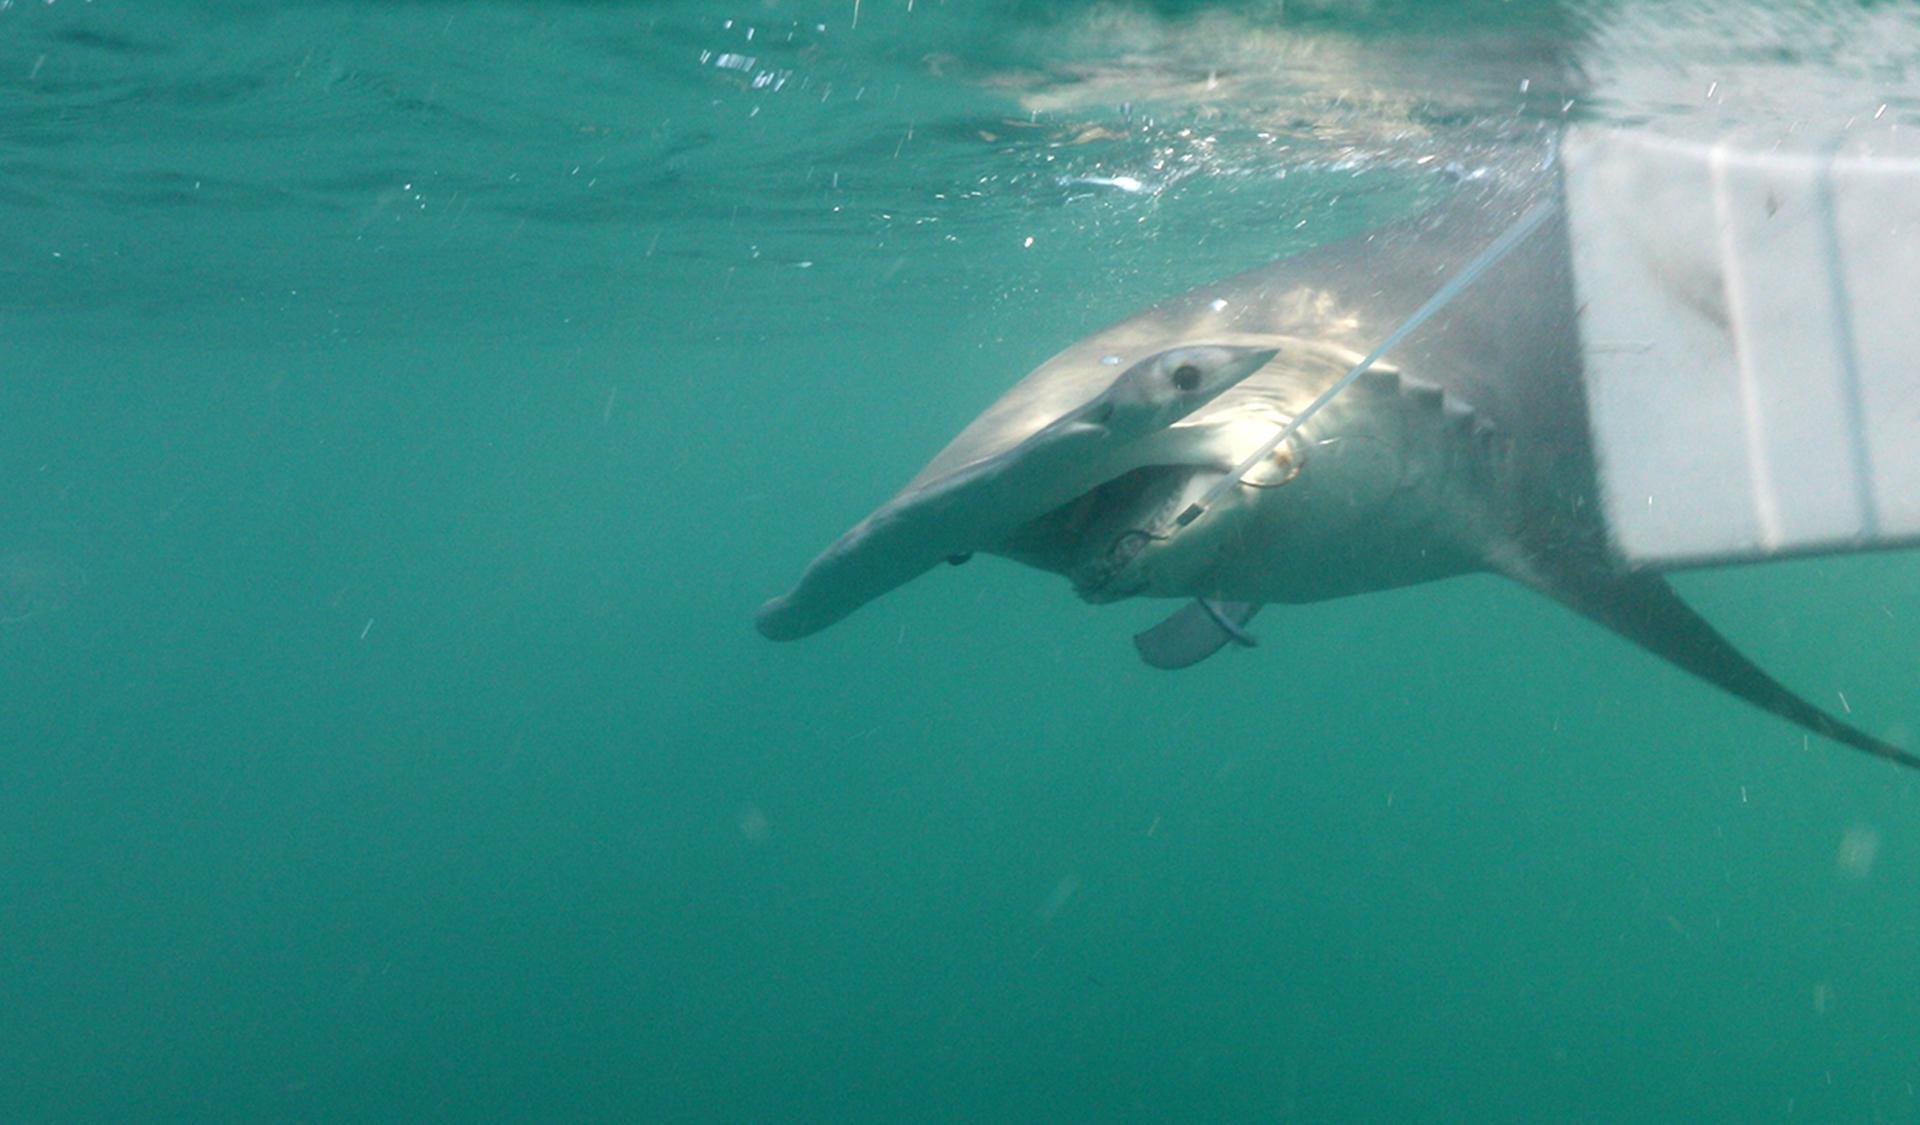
left=1506, top=551, right=1920, bottom=770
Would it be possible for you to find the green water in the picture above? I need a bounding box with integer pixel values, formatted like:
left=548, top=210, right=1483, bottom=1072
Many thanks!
left=4, top=2, right=1919, bottom=1120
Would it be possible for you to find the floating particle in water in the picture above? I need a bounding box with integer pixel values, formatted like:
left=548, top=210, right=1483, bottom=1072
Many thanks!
left=1038, top=873, right=1081, bottom=922
left=0, top=551, right=84, bottom=625
left=1836, top=824, right=1880, bottom=880
left=736, top=804, right=771, bottom=844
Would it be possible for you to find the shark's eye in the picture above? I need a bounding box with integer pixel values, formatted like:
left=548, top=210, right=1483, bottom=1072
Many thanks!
left=1171, top=363, right=1202, bottom=392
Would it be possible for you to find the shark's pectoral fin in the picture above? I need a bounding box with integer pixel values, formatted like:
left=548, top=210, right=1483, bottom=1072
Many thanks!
left=1505, top=550, right=1920, bottom=770
left=1134, top=599, right=1261, bottom=670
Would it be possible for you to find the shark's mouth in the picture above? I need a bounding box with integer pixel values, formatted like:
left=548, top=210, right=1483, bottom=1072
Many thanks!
left=997, top=464, right=1233, bottom=603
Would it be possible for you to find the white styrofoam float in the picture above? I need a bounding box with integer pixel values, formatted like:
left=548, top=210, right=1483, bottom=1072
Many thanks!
left=1563, top=124, right=1920, bottom=569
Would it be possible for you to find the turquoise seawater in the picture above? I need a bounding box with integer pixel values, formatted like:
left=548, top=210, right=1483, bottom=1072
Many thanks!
left=4, top=2, right=1920, bottom=1120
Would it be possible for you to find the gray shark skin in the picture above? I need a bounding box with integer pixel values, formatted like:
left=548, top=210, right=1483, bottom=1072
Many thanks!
left=758, top=170, right=1917, bottom=771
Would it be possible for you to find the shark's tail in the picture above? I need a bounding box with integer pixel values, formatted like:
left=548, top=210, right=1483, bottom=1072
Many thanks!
left=1519, top=556, right=1919, bottom=771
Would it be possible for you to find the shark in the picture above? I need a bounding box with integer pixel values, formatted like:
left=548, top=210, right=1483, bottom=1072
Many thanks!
left=756, top=169, right=1917, bottom=771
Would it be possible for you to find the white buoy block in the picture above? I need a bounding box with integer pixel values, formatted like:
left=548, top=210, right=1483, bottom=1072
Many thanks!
left=1563, top=125, right=1920, bottom=567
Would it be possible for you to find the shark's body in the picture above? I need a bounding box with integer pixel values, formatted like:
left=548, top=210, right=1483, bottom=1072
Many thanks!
left=758, top=171, right=1915, bottom=770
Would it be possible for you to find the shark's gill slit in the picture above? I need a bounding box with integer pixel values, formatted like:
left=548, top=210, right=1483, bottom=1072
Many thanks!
left=1165, top=198, right=1559, bottom=539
